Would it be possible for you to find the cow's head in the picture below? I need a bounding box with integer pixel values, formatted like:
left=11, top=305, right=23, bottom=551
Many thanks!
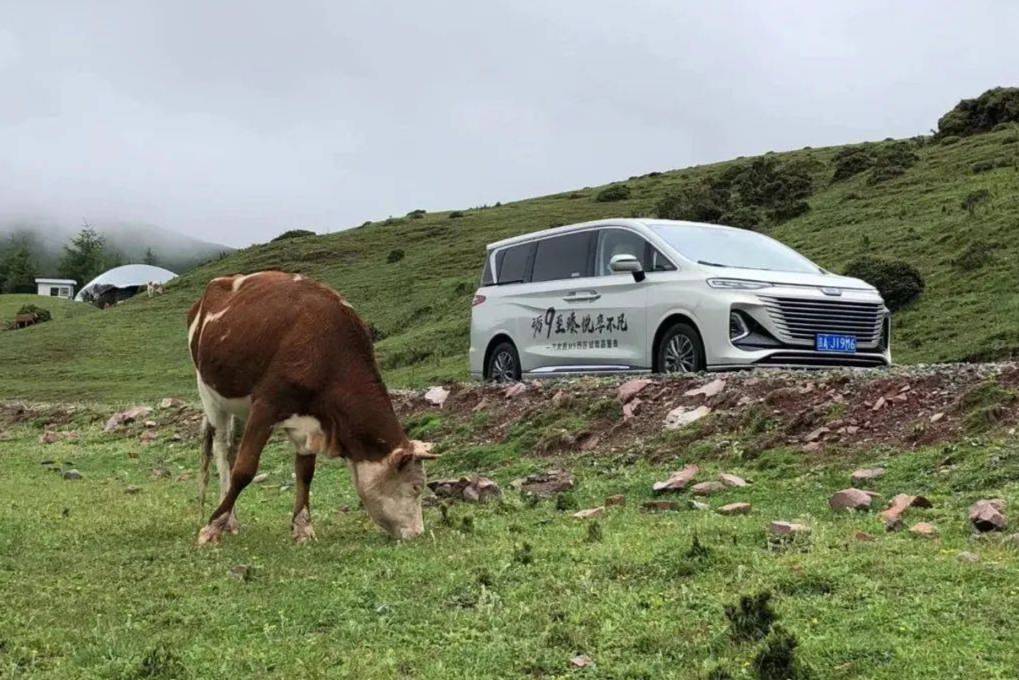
left=350, top=440, right=437, bottom=540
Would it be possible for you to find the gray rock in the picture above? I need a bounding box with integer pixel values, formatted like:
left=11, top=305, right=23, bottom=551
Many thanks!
left=829, top=488, right=874, bottom=512
left=62, top=469, right=82, bottom=480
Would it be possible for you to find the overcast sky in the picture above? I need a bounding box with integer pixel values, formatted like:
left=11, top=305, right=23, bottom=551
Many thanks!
left=1, top=1, right=1016, bottom=247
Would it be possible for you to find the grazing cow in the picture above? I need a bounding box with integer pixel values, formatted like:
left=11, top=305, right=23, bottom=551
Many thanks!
left=187, top=271, right=436, bottom=545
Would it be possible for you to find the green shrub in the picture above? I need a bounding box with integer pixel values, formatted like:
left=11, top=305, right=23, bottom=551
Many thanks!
left=939, top=135, right=960, bottom=146
left=270, top=229, right=315, bottom=242
left=831, top=147, right=874, bottom=181
left=16, top=304, right=52, bottom=323
left=387, top=249, right=405, bottom=264
left=972, top=160, right=994, bottom=174
left=937, top=87, right=1019, bottom=138
left=867, top=142, right=918, bottom=184
left=407, top=209, right=427, bottom=219
left=843, top=256, right=925, bottom=311
left=726, top=591, right=777, bottom=642
left=448, top=210, right=464, bottom=219
left=595, top=184, right=631, bottom=202
left=962, top=189, right=991, bottom=214
left=752, top=626, right=807, bottom=680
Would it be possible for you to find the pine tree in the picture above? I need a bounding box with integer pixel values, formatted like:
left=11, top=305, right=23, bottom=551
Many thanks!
left=58, top=227, right=109, bottom=285
left=1, top=243, right=39, bottom=293
left=143, top=248, right=158, bottom=266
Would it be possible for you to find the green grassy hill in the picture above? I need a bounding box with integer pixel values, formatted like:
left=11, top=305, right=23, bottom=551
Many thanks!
left=1, top=121, right=1018, bottom=402
left=0, top=294, right=98, bottom=324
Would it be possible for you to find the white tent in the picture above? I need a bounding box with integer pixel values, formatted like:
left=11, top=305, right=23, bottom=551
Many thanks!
left=75, top=264, right=178, bottom=303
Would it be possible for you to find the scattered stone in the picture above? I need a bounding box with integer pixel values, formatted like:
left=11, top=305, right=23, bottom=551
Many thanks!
left=104, top=406, right=153, bottom=432
left=970, top=499, right=1008, bottom=532
left=471, top=397, right=489, bottom=413
left=604, top=494, right=626, bottom=508
left=570, top=654, right=593, bottom=669
left=805, top=427, right=829, bottom=442
left=957, top=551, right=980, bottom=563
left=252, top=473, right=269, bottom=484
left=62, top=469, right=82, bottom=480
left=515, top=469, right=574, bottom=499
left=652, top=465, right=699, bottom=494
left=720, top=473, right=748, bottom=488
left=462, top=477, right=502, bottom=503
left=577, top=432, right=601, bottom=451
left=573, top=507, right=604, bottom=520
left=622, top=398, right=641, bottom=422
left=159, top=397, right=185, bottom=409
left=691, top=481, right=727, bottom=496
left=228, top=564, right=252, bottom=582
left=802, top=441, right=821, bottom=453
left=617, top=378, right=651, bottom=404
left=872, top=396, right=886, bottom=412
left=503, top=383, right=527, bottom=399
left=909, top=522, right=939, bottom=538
left=684, top=378, right=725, bottom=398
left=642, top=500, right=680, bottom=512
left=880, top=493, right=933, bottom=530
left=718, top=502, right=751, bottom=516
left=124, top=485, right=141, bottom=495
left=144, top=420, right=157, bottom=428
left=39, top=431, right=60, bottom=445
left=139, top=431, right=158, bottom=444
left=424, top=386, right=450, bottom=408
left=169, top=433, right=183, bottom=442
left=829, top=488, right=874, bottom=512
left=853, top=531, right=876, bottom=542
left=930, top=412, right=945, bottom=423
left=689, top=500, right=711, bottom=511
left=851, top=467, right=886, bottom=485
left=663, top=405, right=711, bottom=430
left=770, top=521, right=810, bottom=537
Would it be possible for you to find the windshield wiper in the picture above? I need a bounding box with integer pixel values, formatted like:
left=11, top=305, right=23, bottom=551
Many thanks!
left=697, top=260, right=728, bottom=267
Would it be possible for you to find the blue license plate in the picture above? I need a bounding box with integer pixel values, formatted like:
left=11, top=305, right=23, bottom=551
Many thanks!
left=816, top=333, right=857, bottom=353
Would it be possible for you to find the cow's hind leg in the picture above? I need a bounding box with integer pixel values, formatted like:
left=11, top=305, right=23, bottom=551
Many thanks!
left=291, top=453, right=317, bottom=544
left=198, top=404, right=273, bottom=546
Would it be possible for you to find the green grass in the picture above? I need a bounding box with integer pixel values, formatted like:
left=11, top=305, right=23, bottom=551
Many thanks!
left=0, top=294, right=97, bottom=323
left=2, top=126, right=1019, bottom=401
left=4, top=407, right=1019, bottom=678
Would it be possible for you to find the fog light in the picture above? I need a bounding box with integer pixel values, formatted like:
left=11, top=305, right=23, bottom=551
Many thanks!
left=729, top=311, right=750, bottom=342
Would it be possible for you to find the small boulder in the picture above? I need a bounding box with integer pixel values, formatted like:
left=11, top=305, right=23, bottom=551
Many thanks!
left=228, top=564, right=252, bottom=582
left=462, top=477, right=502, bottom=503
left=62, top=469, right=82, bottom=480
left=663, top=405, right=711, bottom=430
left=39, top=431, right=60, bottom=445
left=570, top=655, right=593, bottom=669
left=718, top=502, right=751, bottom=516
left=692, top=481, right=727, bottom=496
left=642, top=500, right=680, bottom=512
left=719, top=473, right=748, bottom=488
left=851, top=467, right=886, bottom=485
left=159, top=397, right=185, bottom=409
left=124, top=485, right=141, bottom=495
left=652, top=465, right=699, bottom=494
left=853, top=530, right=876, bottom=542
left=929, top=412, right=945, bottom=423
left=503, top=383, right=527, bottom=399
left=688, top=500, right=711, bottom=511
left=252, top=473, right=269, bottom=484
left=829, top=488, right=874, bottom=512
left=957, top=551, right=980, bottom=563
left=909, top=522, right=939, bottom=538
left=684, top=378, right=725, bottom=398
left=621, top=398, right=641, bottom=422
left=604, top=494, right=626, bottom=508
left=880, top=493, right=933, bottom=530
left=516, top=469, right=574, bottom=498
left=423, top=386, right=450, bottom=408
left=871, top=396, right=886, bottom=412
left=805, top=426, right=829, bottom=442
left=617, top=378, right=651, bottom=404
left=770, top=521, right=810, bottom=537
left=104, top=406, right=153, bottom=432
left=573, top=507, right=604, bottom=520
left=970, top=499, right=1007, bottom=532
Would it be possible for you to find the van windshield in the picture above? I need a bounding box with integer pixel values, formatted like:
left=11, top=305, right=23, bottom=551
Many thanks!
left=649, top=223, right=821, bottom=274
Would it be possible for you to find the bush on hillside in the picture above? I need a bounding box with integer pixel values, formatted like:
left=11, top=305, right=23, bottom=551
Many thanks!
left=448, top=210, right=464, bottom=219
left=831, top=147, right=875, bottom=181
left=654, top=157, right=813, bottom=226
left=867, top=142, right=919, bottom=185
left=937, top=87, right=1019, bottom=138
left=952, top=240, right=994, bottom=270
left=972, top=161, right=995, bottom=174
left=962, top=189, right=991, bottom=214
left=16, top=304, right=52, bottom=323
left=271, top=229, right=316, bottom=242
left=843, top=256, right=925, bottom=311
left=387, top=249, right=405, bottom=264
left=595, top=184, right=631, bottom=202
left=407, top=209, right=427, bottom=219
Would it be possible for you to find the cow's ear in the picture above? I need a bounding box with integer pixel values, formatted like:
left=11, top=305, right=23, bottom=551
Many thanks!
left=410, top=440, right=439, bottom=460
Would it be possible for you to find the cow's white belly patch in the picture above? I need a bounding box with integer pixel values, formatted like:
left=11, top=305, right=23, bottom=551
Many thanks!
left=281, top=414, right=327, bottom=455
left=196, top=373, right=252, bottom=421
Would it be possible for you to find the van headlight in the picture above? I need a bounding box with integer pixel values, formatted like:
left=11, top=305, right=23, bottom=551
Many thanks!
left=729, top=311, right=751, bottom=341
left=707, top=278, right=772, bottom=290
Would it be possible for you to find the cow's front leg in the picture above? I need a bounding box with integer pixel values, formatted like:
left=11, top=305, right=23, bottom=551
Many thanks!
left=198, top=406, right=273, bottom=546
left=291, top=453, right=317, bottom=544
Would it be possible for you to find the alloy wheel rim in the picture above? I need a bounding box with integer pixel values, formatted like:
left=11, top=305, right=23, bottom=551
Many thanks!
left=491, top=350, right=516, bottom=382
left=664, top=335, right=696, bottom=373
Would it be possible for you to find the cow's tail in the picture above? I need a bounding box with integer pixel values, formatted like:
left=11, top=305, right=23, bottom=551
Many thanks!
left=198, top=416, right=214, bottom=514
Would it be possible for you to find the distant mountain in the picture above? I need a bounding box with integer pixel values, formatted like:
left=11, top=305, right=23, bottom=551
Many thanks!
left=0, top=219, right=232, bottom=277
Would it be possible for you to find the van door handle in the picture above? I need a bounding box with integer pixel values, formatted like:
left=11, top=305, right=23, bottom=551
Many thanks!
left=563, top=290, right=601, bottom=302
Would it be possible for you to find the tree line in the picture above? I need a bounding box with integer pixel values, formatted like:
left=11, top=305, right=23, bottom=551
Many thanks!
left=0, top=227, right=158, bottom=294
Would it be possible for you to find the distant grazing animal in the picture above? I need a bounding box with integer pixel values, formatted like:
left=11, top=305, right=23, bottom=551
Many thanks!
left=187, top=271, right=436, bottom=545
left=146, top=281, right=165, bottom=297
left=13, top=313, right=38, bottom=329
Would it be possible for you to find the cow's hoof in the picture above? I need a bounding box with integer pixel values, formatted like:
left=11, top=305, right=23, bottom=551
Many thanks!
left=197, top=523, right=223, bottom=546
left=292, top=509, right=316, bottom=544
left=225, top=512, right=240, bottom=535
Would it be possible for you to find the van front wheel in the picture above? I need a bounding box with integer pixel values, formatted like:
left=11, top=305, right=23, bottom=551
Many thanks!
left=656, top=322, right=705, bottom=374
left=487, top=341, right=521, bottom=383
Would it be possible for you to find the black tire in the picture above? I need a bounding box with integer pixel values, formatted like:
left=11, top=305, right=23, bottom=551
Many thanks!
left=486, top=341, right=521, bottom=383
left=655, top=322, right=706, bottom=374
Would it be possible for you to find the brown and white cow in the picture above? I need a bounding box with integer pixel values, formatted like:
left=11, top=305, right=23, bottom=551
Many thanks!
left=187, top=271, right=436, bottom=545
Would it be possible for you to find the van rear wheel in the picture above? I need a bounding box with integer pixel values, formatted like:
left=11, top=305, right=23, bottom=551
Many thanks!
left=656, top=322, right=705, bottom=374
left=487, top=341, right=521, bottom=383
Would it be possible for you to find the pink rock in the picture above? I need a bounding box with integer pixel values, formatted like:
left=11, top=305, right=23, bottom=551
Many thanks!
left=424, top=386, right=450, bottom=407
left=718, top=502, right=751, bottom=516
left=604, top=494, right=626, bottom=507
left=617, top=378, right=652, bottom=404
left=503, top=383, right=527, bottom=399
left=684, top=378, right=726, bottom=398
left=691, top=481, right=726, bottom=496
left=664, top=405, right=711, bottom=430
left=909, top=522, right=939, bottom=538
left=771, top=521, right=810, bottom=537
left=573, top=507, right=604, bottom=520
left=970, top=499, right=1007, bottom=532
left=622, top=398, right=641, bottom=422
left=104, top=406, right=153, bottom=432
left=720, top=473, right=748, bottom=488
left=851, top=467, right=886, bottom=485
left=871, top=396, right=886, bottom=412
left=829, top=488, right=874, bottom=512
left=652, top=465, right=699, bottom=494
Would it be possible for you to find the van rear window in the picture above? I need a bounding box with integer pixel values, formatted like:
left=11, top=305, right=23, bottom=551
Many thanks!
left=481, top=254, right=495, bottom=286
left=495, top=243, right=534, bottom=284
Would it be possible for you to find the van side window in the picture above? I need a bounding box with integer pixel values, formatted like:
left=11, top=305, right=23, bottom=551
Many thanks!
left=481, top=254, right=495, bottom=286
left=495, top=243, right=534, bottom=284
left=596, top=229, right=648, bottom=276
left=648, top=246, right=676, bottom=272
left=531, top=232, right=594, bottom=282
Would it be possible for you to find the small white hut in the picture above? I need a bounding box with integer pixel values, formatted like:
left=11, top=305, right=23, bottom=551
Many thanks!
left=35, top=278, right=77, bottom=299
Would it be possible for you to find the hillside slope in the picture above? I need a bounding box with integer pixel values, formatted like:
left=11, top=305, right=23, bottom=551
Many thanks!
left=1, top=124, right=1018, bottom=402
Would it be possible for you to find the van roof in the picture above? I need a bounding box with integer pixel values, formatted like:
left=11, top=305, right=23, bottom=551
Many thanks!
left=485, top=218, right=739, bottom=251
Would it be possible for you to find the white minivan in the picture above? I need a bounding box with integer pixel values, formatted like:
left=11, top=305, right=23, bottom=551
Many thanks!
left=469, top=218, right=890, bottom=381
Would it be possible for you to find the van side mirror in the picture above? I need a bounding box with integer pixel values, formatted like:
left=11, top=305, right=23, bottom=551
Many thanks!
left=610, top=253, right=646, bottom=282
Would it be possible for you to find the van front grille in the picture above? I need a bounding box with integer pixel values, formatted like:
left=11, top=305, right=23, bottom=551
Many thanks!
left=759, top=295, right=885, bottom=346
